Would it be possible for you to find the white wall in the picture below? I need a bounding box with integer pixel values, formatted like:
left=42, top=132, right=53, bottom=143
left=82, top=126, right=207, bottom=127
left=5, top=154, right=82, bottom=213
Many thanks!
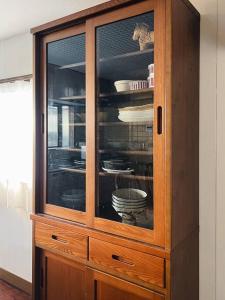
left=0, top=1, right=224, bottom=298
left=0, top=34, right=33, bottom=282
left=0, top=208, right=32, bottom=281
left=0, top=33, right=32, bottom=79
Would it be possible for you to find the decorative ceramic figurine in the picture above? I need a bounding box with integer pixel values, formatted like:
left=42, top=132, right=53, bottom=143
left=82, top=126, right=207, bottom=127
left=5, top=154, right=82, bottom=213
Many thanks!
left=132, top=23, right=154, bottom=51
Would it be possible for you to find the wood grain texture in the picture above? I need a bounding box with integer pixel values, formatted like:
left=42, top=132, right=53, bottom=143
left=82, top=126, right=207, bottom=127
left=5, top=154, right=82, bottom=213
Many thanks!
left=0, top=269, right=31, bottom=295
left=170, top=230, right=199, bottom=300
left=89, top=238, right=165, bottom=288
left=35, top=222, right=88, bottom=261
left=0, top=280, right=31, bottom=300
left=87, top=269, right=165, bottom=300
left=170, top=0, right=200, bottom=249
left=32, top=215, right=168, bottom=258
left=43, top=251, right=86, bottom=300
left=85, top=18, right=96, bottom=228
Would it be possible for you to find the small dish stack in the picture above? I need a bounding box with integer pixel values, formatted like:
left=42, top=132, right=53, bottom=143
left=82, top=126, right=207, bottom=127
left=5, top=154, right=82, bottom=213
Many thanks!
left=112, top=188, right=147, bottom=225
left=62, top=189, right=85, bottom=210
left=148, top=64, right=154, bottom=88
left=118, top=104, right=153, bottom=123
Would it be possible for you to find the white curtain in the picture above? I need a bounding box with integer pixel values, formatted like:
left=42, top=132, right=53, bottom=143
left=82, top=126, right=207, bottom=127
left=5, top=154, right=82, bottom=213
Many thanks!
left=0, top=80, right=33, bottom=212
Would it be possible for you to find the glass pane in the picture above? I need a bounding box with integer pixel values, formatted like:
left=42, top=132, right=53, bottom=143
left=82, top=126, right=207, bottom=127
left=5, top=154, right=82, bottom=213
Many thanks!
left=95, top=12, right=154, bottom=229
left=47, top=33, right=86, bottom=212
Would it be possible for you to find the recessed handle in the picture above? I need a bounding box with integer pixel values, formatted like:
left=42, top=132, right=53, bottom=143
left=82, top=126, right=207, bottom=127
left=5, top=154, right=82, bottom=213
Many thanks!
left=51, top=234, right=68, bottom=244
left=157, top=106, right=163, bottom=135
left=112, top=254, right=135, bottom=266
left=41, top=113, right=45, bottom=134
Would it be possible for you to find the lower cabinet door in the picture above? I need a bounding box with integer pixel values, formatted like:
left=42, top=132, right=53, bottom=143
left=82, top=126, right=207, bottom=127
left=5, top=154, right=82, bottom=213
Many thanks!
left=87, top=268, right=165, bottom=300
left=42, top=250, right=86, bottom=300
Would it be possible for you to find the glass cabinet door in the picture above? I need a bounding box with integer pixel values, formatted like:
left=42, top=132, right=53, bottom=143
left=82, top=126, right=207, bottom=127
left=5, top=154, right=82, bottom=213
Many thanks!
left=46, top=32, right=86, bottom=212
left=95, top=12, right=155, bottom=229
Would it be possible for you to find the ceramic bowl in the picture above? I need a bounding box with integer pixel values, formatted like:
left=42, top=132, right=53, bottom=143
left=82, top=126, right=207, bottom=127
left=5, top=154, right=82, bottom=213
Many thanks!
left=112, top=188, right=147, bottom=202
left=114, top=80, right=132, bottom=92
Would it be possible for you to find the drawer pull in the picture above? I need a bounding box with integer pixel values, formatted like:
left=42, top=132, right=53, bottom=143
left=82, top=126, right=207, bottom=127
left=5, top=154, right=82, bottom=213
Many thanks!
left=112, top=254, right=134, bottom=266
left=51, top=234, right=68, bottom=244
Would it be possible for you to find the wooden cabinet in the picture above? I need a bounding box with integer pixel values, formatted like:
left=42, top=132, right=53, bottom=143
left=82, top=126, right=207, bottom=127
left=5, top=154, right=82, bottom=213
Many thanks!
left=86, top=269, right=165, bottom=300
left=40, top=251, right=86, bottom=300
left=89, top=238, right=165, bottom=288
left=32, top=0, right=200, bottom=299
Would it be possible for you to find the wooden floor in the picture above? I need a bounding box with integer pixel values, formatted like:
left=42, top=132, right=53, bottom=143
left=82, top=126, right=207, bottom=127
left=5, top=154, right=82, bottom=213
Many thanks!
left=0, top=280, right=31, bottom=300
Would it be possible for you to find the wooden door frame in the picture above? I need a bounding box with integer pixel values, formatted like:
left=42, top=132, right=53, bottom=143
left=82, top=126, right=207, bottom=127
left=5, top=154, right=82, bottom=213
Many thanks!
left=39, top=24, right=88, bottom=224
left=86, top=0, right=166, bottom=246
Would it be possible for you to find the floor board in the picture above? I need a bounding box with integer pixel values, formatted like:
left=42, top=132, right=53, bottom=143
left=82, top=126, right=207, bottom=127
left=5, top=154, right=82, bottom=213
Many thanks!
left=0, top=280, right=31, bottom=300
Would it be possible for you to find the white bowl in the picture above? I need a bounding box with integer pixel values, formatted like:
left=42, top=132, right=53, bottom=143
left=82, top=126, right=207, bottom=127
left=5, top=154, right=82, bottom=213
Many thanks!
left=112, top=188, right=147, bottom=202
left=112, top=200, right=147, bottom=209
left=114, top=80, right=132, bottom=92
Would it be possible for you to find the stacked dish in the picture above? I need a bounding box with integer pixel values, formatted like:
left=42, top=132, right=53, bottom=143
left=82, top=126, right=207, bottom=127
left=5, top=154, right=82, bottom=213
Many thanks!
left=112, top=188, right=147, bottom=225
left=118, top=104, right=153, bottom=123
left=73, top=160, right=86, bottom=170
left=61, top=189, right=85, bottom=210
left=102, top=159, right=133, bottom=174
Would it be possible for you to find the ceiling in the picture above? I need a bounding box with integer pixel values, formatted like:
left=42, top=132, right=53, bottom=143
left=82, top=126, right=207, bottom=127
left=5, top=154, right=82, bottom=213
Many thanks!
left=0, top=0, right=108, bottom=40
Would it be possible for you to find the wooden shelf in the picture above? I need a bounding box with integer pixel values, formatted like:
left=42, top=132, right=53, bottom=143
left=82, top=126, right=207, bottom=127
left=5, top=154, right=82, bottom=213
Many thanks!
left=99, top=149, right=152, bottom=155
left=51, top=147, right=82, bottom=152
left=59, top=95, right=86, bottom=100
left=58, top=49, right=153, bottom=71
left=99, top=88, right=153, bottom=98
left=58, top=61, right=86, bottom=70
left=99, top=172, right=153, bottom=181
left=99, top=121, right=152, bottom=126
left=59, top=167, right=86, bottom=174
left=49, top=99, right=85, bottom=107
left=69, top=123, right=86, bottom=126
left=99, top=48, right=153, bottom=63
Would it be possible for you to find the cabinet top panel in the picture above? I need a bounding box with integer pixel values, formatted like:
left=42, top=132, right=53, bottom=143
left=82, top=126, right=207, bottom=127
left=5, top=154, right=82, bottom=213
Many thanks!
left=31, top=0, right=199, bottom=35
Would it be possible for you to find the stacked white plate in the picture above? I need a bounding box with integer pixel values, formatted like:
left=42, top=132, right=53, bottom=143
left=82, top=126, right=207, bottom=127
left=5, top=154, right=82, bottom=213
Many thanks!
left=112, top=188, right=147, bottom=225
left=61, top=189, right=85, bottom=210
left=118, top=104, right=153, bottom=123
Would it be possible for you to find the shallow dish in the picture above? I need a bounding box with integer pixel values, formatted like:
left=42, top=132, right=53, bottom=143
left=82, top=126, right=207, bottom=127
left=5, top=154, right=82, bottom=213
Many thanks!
left=102, top=167, right=134, bottom=174
left=103, top=159, right=130, bottom=170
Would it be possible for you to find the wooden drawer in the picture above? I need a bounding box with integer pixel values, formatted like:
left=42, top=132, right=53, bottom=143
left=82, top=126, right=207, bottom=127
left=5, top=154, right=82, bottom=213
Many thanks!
left=89, top=238, right=165, bottom=288
left=35, top=222, right=88, bottom=261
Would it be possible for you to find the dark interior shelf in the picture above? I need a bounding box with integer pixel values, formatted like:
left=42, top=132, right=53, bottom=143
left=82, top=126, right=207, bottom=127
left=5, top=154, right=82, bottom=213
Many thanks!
left=51, top=147, right=82, bottom=152
left=58, top=61, right=86, bottom=70
left=59, top=95, right=86, bottom=100
left=99, top=149, right=152, bottom=155
left=55, top=167, right=152, bottom=181
left=98, top=121, right=152, bottom=126
left=59, top=167, right=86, bottom=174
left=99, top=88, right=153, bottom=98
left=99, top=172, right=153, bottom=181
left=49, top=99, right=85, bottom=107
left=99, top=48, right=153, bottom=63
left=57, top=49, right=153, bottom=71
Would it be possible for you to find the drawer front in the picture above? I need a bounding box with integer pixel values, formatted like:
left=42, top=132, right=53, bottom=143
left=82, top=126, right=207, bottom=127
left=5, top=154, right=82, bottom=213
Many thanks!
left=35, top=222, right=88, bottom=260
left=89, top=238, right=165, bottom=288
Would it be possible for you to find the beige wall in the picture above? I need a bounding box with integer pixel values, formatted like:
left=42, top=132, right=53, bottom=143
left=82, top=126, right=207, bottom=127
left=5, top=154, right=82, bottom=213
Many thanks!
left=190, top=0, right=217, bottom=299
left=0, top=1, right=224, bottom=298
left=190, top=0, right=225, bottom=299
